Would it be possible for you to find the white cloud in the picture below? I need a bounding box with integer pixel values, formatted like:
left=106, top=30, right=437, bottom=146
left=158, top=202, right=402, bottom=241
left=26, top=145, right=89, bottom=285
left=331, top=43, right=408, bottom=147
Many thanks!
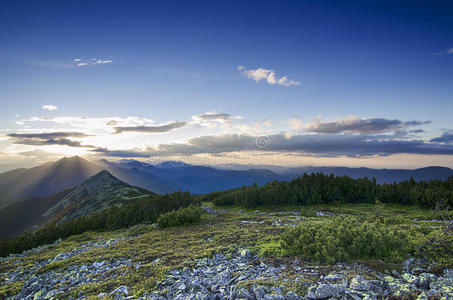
left=239, top=66, right=300, bottom=87
left=448, top=48, right=453, bottom=54
left=287, top=118, right=304, bottom=131
left=75, top=58, right=114, bottom=67
left=18, top=116, right=156, bottom=134
left=42, top=105, right=58, bottom=111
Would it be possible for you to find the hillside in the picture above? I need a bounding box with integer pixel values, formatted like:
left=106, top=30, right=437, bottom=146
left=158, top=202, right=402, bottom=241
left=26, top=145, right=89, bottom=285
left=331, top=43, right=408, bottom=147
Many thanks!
left=0, top=188, right=74, bottom=237
left=0, top=171, right=154, bottom=237
left=42, top=170, right=154, bottom=223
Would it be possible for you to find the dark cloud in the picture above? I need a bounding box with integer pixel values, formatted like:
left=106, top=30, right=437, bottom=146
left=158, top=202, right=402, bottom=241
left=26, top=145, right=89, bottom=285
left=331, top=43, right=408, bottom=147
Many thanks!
left=177, top=133, right=453, bottom=157
left=8, top=131, right=94, bottom=148
left=430, top=132, right=453, bottom=144
left=91, top=148, right=147, bottom=157
left=8, top=132, right=90, bottom=139
left=92, top=133, right=453, bottom=158
left=195, top=113, right=231, bottom=121
left=113, top=121, right=186, bottom=134
left=305, top=118, right=430, bottom=134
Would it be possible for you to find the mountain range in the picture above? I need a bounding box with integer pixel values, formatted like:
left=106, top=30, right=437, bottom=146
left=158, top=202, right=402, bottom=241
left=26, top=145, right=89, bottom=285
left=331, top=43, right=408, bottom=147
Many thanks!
left=1, top=156, right=453, bottom=209
left=1, top=156, right=452, bottom=237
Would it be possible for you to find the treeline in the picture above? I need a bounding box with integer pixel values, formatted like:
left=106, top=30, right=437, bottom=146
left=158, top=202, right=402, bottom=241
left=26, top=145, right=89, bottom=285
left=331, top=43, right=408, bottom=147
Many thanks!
left=202, top=173, right=453, bottom=208
left=157, top=204, right=202, bottom=228
left=0, top=191, right=199, bottom=257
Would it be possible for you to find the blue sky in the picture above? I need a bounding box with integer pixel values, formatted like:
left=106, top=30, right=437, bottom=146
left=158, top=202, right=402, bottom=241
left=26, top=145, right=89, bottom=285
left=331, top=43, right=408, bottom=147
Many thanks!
left=1, top=0, right=453, bottom=169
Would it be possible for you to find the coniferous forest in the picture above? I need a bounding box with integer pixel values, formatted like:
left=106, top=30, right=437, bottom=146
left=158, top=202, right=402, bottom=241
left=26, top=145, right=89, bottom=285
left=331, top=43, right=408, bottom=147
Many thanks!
left=203, top=173, right=453, bottom=208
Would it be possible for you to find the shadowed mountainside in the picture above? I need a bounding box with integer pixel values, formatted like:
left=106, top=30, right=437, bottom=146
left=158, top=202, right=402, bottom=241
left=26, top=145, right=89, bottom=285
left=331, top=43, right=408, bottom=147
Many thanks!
left=0, top=156, right=103, bottom=208
left=0, top=170, right=154, bottom=237
left=0, top=188, right=74, bottom=237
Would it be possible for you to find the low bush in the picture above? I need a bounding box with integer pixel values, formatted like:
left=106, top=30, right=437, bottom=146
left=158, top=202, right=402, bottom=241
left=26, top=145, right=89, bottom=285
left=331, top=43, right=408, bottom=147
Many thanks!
left=157, top=204, right=202, bottom=228
left=280, top=216, right=422, bottom=264
left=417, top=230, right=453, bottom=268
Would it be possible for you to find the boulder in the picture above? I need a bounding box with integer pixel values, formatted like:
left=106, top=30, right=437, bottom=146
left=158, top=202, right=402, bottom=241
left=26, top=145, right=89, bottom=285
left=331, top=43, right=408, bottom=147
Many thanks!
left=307, top=284, right=346, bottom=299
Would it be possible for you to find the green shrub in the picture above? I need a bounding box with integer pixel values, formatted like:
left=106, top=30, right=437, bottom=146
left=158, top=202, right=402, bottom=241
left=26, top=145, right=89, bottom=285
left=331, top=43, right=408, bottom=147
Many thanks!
left=280, top=216, right=421, bottom=264
left=417, top=230, right=453, bottom=268
left=157, top=205, right=202, bottom=228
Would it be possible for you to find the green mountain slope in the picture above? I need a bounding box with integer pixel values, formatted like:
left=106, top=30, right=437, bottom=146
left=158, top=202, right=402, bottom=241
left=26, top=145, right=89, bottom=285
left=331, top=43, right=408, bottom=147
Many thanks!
left=42, top=170, right=154, bottom=223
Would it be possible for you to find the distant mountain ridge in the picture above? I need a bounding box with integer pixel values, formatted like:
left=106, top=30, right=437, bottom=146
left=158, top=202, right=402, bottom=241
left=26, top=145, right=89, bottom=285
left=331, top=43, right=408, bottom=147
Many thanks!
left=283, top=166, right=453, bottom=184
left=110, top=159, right=453, bottom=190
left=104, top=160, right=281, bottom=194
left=1, top=156, right=452, bottom=209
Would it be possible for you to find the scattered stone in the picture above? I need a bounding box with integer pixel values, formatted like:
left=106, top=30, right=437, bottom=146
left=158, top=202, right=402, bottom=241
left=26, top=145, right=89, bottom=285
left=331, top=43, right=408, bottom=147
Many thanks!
left=349, top=275, right=371, bottom=291
left=316, top=211, right=335, bottom=217
left=201, top=206, right=217, bottom=214
left=3, top=238, right=453, bottom=300
left=111, top=285, right=129, bottom=296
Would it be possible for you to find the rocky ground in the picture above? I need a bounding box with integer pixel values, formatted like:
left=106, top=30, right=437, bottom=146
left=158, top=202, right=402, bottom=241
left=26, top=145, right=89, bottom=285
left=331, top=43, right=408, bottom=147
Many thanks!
left=1, top=242, right=452, bottom=299
left=1, top=204, right=452, bottom=299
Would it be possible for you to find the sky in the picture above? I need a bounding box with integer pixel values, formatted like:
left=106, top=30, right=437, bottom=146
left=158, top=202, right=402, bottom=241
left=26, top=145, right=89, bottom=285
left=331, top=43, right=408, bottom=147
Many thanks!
left=1, top=0, right=453, bottom=170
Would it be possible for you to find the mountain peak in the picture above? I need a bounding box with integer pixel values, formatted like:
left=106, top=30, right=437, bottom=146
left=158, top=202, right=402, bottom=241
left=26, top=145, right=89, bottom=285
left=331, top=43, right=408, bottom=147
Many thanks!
left=43, top=170, right=150, bottom=222
left=56, top=155, right=85, bottom=163
left=79, top=170, right=124, bottom=188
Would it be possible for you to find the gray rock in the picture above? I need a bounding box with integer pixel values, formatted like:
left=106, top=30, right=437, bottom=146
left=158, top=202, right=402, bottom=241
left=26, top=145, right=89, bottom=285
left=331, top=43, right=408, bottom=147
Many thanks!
left=402, top=272, right=419, bottom=286
left=307, top=284, right=345, bottom=299
left=237, top=287, right=254, bottom=299
left=429, top=277, right=453, bottom=296
left=44, top=289, right=58, bottom=298
left=111, top=285, right=129, bottom=296
left=285, top=291, right=302, bottom=300
left=93, top=261, right=105, bottom=268
left=239, top=249, right=253, bottom=259
left=349, top=275, right=370, bottom=291
left=417, top=273, right=436, bottom=289
left=391, top=270, right=400, bottom=277
left=263, top=294, right=285, bottom=300
left=253, top=286, right=268, bottom=299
